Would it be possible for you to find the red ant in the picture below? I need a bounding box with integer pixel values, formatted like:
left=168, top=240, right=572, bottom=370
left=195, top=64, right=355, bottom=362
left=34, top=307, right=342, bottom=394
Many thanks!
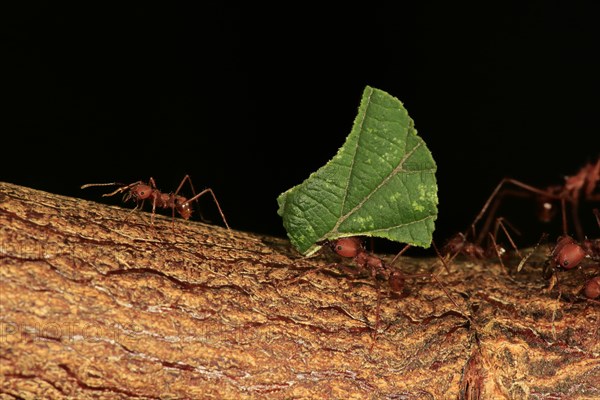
left=441, top=232, right=486, bottom=261
left=81, top=175, right=230, bottom=230
left=441, top=217, right=523, bottom=274
left=327, top=237, right=461, bottom=346
left=470, top=158, right=600, bottom=245
left=329, top=237, right=408, bottom=291
left=442, top=159, right=599, bottom=272
left=545, top=209, right=600, bottom=300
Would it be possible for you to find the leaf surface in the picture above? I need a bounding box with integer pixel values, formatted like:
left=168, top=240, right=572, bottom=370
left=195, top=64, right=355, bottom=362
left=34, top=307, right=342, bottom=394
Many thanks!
left=277, top=86, right=437, bottom=255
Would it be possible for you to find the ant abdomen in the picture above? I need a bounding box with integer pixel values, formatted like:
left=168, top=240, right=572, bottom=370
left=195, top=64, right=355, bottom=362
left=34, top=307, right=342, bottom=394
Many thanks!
left=389, top=271, right=404, bottom=293
left=584, top=276, right=600, bottom=299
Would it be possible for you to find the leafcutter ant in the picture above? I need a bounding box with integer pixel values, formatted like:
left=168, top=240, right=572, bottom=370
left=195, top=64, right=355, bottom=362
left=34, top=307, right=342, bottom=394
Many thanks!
left=81, top=175, right=230, bottom=230
left=444, top=159, right=600, bottom=272
left=469, top=158, right=600, bottom=244
left=544, top=209, right=600, bottom=300
left=441, top=216, right=523, bottom=274
left=326, top=236, right=462, bottom=346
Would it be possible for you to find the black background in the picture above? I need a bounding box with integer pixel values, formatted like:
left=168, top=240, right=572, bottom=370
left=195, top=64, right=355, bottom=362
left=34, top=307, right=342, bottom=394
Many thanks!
left=3, top=3, right=599, bottom=255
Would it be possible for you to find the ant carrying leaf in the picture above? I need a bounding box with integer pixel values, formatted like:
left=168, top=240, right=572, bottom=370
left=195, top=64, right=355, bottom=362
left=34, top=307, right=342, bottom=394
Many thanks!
left=277, top=86, right=438, bottom=256
left=293, top=236, right=464, bottom=348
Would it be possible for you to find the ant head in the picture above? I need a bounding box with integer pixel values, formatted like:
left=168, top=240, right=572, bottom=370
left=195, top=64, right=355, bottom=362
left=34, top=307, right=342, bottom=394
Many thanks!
left=128, top=184, right=153, bottom=201
left=463, top=242, right=486, bottom=259
left=331, top=237, right=363, bottom=258
left=441, top=232, right=467, bottom=254
left=553, top=239, right=586, bottom=269
left=177, top=201, right=193, bottom=220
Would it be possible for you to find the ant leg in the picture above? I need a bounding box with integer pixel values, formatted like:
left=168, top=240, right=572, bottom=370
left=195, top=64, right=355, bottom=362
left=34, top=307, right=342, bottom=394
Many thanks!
left=406, top=247, right=466, bottom=314
left=475, top=188, right=531, bottom=245
left=136, top=199, right=145, bottom=212
left=487, top=232, right=507, bottom=273
left=174, top=174, right=230, bottom=230
left=369, top=279, right=383, bottom=353
left=410, top=252, right=462, bottom=311
left=469, top=178, right=564, bottom=244
left=391, top=245, right=464, bottom=315
left=123, top=199, right=145, bottom=223
left=388, top=244, right=412, bottom=267
left=431, top=241, right=451, bottom=274
left=559, top=197, right=568, bottom=237
left=173, top=174, right=194, bottom=197
left=145, top=177, right=159, bottom=226
left=494, top=218, right=522, bottom=257
left=516, top=232, right=548, bottom=272
left=569, top=198, right=584, bottom=241
left=286, top=262, right=339, bottom=285
left=398, top=269, right=463, bottom=313
left=182, top=188, right=231, bottom=230
left=151, top=194, right=159, bottom=226
left=429, top=273, right=463, bottom=311
left=367, top=265, right=386, bottom=352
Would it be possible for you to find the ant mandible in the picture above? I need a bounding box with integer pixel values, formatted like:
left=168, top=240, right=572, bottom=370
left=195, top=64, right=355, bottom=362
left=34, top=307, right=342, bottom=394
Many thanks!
left=81, top=175, right=230, bottom=230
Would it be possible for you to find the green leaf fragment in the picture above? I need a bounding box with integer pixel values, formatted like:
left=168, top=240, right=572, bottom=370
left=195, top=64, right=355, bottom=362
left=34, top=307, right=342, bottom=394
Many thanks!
left=277, top=86, right=438, bottom=256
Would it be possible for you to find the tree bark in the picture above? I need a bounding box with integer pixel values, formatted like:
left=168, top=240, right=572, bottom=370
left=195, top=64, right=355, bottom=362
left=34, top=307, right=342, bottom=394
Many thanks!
left=0, top=181, right=598, bottom=399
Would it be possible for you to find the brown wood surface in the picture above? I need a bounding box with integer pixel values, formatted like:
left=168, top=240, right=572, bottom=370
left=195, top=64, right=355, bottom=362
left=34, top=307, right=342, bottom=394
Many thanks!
left=0, top=182, right=599, bottom=399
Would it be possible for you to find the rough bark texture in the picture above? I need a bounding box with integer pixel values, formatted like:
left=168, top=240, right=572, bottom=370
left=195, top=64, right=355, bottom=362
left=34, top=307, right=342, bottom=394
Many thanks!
left=0, top=181, right=598, bottom=399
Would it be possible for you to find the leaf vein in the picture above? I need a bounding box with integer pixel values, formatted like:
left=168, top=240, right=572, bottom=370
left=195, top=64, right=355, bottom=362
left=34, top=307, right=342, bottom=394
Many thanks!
left=329, top=139, right=423, bottom=237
